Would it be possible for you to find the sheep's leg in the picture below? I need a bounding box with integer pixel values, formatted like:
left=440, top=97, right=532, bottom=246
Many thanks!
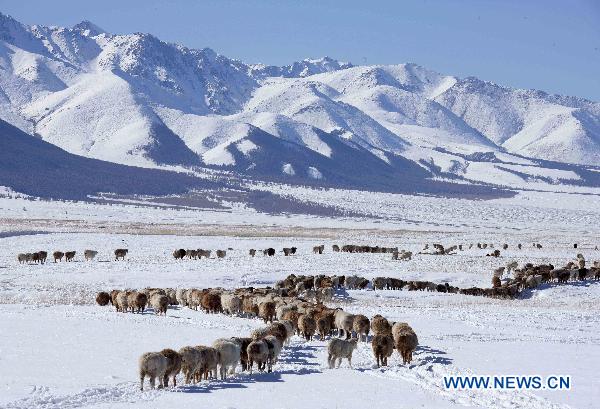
left=149, top=375, right=156, bottom=389
left=140, top=372, right=145, bottom=391
left=348, top=356, right=353, bottom=369
left=337, top=358, right=342, bottom=368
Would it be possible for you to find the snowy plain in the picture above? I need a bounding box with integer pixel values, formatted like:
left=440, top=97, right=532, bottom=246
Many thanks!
left=1, top=184, right=600, bottom=409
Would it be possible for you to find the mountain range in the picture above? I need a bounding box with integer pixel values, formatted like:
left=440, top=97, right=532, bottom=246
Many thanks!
left=0, top=12, right=598, bottom=199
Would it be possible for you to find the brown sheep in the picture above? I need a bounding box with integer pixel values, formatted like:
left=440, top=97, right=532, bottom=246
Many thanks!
left=216, top=250, right=226, bottom=258
left=370, top=314, right=392, bottom=336
left=195, top=346, right=218, bottom=381
left=53, top=251, right=64, bottom=262
left=249, top=249, right=256, bottom=257
left=258, top=301, right=276, bottom=323
left=231, top=337, right=253, bottom=371
left=173, top=249, right=186, bottom=259
left=128, top=292, right=148, bottom=313
left=372, top=334, right=394, bottom=367
left=312, top=245, right=324, bottom=254
left=109, top=289, right=120, bottom=307
left=298, top=314, right=317, bottom=341
left=161, top=348, right=182, bottom=387
left=201, top=291, right=222, bottom=314
left=492, top=276, right=501, bottom=288
left=95, top=291, right=110, bottom=306
left=352, top=314, right=370, bottom=342
left=64, top=251, right=76, bottom=262
left=392, top=323, right=419, bottom=365
left=114, top=248, right=128, bottom=260
left=282, top=310, right=300, bottom=331
left=317, top=316, right=332, bottom=340
left=38, top=251, right=48, bottom=264
left=266, top=322, right=289, bottom=345
left=242, top=296, right=259, bottom=317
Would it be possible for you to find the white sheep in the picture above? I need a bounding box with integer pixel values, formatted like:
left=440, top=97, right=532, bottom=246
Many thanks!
left=150, top=293, right=168, bottom=315
left=212, top=338, right=241, bottom=379
left=334, top=310, right=355, bottom=339
left=176, top=288, right=188, bottom=306
left=327, top=338, right=358, bottom=369
left=178, top=346, right=204, bottom=384
left=139, top=352, right=168, bottom=390
left=221, top=293, right=242, bottom=315
left=84, top=250, right=98, bottom=261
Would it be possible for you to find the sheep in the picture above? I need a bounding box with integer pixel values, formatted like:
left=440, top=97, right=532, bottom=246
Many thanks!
left=247, top=339, right=269, bottom=374
left=298, top=314, right=317, bottom=341
left=317, top=315, right=332, bottom=340
left=230, top=337, right=253, bottom=371
left=334, top=310, right=355, bottom=339
left=352, top=314, right=370, bottom=342
left=327, top=338, right=358, bottom=369
left=216, top=250, right=226, bottom=258
left=160, top=348, right=182, bottom=387
left=392, top=323, right=418, bottom=365
left=173, top=249, right=186, bottom=259
left=264, top=335, right=283, bottom=371
left=150, top=293, right=168, bottom=315
left=195, top=346, right=219, bottom=381
left=178, top=346, right=204, bottom=384
left=114, top=248, right=128, bottom=260
left=221, top=293, right=242, bottom=315
left=371, top=315, right=392, bottom=336
left=265, top=248, right=275, bottom=256
left=332, top=245, right=340, bottom=252
left=283, top=247, right=293, bottom=256
left=242, top=296, right=259, bottom=317
left=316, top=287, right=334, bottom=303
left=116, top=291, right=129, bottom=312
left=198, top=249, right=211, bottom=259
left=17, top=253, right=27, bottom=264
left=95, top=291, right=110, bottom=306
left=312, top=245, right=324, bottom=254
left=53, top=251, right=64, bottom=262
left=258, top=301, right=276, bottom=323
left=176, top=288, right=188, bottom=306
left=84, top=250, right=98, bottom=261
left=128, top=292, right=148, bottom=313
left=265, top=322, right=289, bottom=345
left=139, top=352, right=168, bottom=390
left=372, top=334, right=394, bottom=367
left=492, top=276, right=501, bottom=288
left=212, top=338, right=241, bottom=379
left=279, top=320, right=295, bottom=345
left=249, top=249, right=256, bottom=257
left=201, top=291, right=222, bottom=314
left=373, top=277, right=390, bottom=290
left=64, top=251, right=76, bottom=262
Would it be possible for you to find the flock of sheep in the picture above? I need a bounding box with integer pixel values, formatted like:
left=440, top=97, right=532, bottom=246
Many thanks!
left=73, top=240, right=598, bottom=392
left=96, top=278, right=420, bottom=391
left=17, top=249, right=128, bottom=263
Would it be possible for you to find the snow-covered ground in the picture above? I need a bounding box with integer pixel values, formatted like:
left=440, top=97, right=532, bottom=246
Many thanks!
left=1, top=205, right=599, bottom=408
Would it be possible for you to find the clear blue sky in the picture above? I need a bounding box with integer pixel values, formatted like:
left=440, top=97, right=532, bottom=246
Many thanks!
left=1, top=0, right=598, bottom=100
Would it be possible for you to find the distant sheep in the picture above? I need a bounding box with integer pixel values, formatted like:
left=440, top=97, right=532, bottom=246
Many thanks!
left=249, top=249, right=256, bottom=257
left=64, top=251, right=76, bottom=262
left=258, top=301, right=276, bottom=323
left=327, top=338, right=358, bottom=369
left=128, top=291, right=148, bottom=313
left=95, top=291, right=110, bottom=306
left=313, top=245, right=324, bottom=254
left=178, top=346, right=204, bottom=384
left=53, top=251, right=64, bottom=262
left=173, top=249, right=186, bottom=259
left=114, top=248, right=128, bottom=260
left=139, top=352, right=168, bottom=390
left=150, top=293, right=168, bottom=315
left=216, top=250, right=226, bottom=258
left=221, top=293, right=242, bottom=315
left=84, top=250, right=98, bottom=261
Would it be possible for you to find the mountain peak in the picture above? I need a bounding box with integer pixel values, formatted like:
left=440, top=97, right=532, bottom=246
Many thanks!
left=72, top=20, right=106, bottom=36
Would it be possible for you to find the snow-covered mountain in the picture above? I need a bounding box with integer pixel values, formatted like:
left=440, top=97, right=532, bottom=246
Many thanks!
left=0, top=12, right=598, bottom=196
